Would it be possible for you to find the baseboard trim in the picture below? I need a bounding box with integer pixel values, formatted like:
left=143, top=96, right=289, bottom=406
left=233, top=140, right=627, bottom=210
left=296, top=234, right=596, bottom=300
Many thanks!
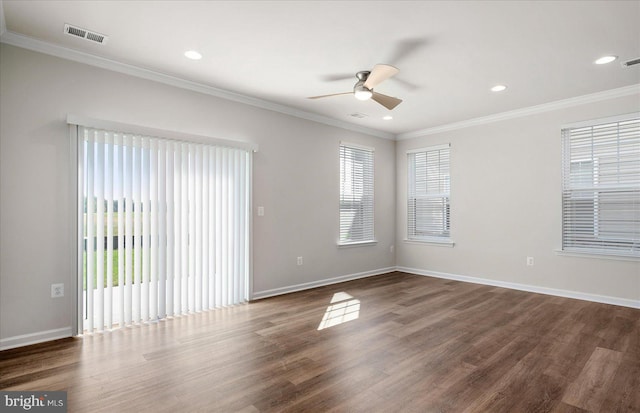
left=396, top=266, right=640, bottom=309
left=0, top=327, right=73, bottom=351
left=251, top=267, right=396, bottom=300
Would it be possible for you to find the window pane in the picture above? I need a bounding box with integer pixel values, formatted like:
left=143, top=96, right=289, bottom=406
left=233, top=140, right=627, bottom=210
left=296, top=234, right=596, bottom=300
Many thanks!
left=408, top=145, right=451, bottom=240
left=339, top=144, right=374, bottom=243
left=562, top=116, right=640, bottom=256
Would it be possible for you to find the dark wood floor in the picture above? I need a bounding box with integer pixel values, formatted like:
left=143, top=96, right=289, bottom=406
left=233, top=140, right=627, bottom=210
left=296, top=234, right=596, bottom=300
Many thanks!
left=1, top=271, right=638, bottom=412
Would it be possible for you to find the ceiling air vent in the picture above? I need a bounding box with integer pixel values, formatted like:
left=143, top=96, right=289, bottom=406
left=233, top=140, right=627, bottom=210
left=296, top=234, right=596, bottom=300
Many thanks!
left=64, top=24, right=108, bottom=45
left=622, top=58, right=640, bottom=67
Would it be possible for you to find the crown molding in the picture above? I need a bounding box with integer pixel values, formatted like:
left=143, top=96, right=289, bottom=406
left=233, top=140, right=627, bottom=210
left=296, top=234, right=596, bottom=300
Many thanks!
left=396, top=84, right=640, bottom=140
left=0, top=30, right=394, bottom=140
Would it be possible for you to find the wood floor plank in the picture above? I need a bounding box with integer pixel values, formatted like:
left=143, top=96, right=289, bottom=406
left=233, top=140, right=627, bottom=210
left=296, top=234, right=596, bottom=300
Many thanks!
left=561, top=346, right=625, bottom=412
left=1, top=271, right=638, bottom=413
left=552, top=402, right=591, bottom=413
left=600, top=353, right=640, bottom=413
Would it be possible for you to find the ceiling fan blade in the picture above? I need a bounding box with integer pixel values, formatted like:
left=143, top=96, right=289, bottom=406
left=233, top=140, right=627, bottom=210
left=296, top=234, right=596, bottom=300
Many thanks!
left=319, top=73, right=354, bottom=82
left=371, top=92, right=402, bottom=110
left=386, top=38, right=428, bottom=65
left=364, top=64, right=399, bottom=89
left=307, top=92, right=352, bottom=99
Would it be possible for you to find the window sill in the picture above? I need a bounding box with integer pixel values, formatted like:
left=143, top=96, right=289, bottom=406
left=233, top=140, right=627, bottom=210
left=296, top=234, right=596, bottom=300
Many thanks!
left=404, top=238, right=455, bottom=247
left=554, top=249, right=639, bottom=262
left=337, top=240, right=378, bottom=248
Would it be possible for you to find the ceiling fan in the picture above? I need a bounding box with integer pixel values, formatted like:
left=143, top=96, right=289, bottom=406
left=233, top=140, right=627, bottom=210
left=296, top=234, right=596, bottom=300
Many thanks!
left=308, top=64, right=403, bottom=110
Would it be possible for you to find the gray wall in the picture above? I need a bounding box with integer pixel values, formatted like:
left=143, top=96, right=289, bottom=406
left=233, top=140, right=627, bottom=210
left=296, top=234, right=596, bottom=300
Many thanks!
left=0, top=44, right=396, bottom=343
left=396, top=95, right=640, bottom=303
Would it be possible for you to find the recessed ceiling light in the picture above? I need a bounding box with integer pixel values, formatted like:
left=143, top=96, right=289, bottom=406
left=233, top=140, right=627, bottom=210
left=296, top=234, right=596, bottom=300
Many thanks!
left=383, top=115, right=393, bottom=120
left=184, top=50, right=202, bottom=60
left=491, top=85, right=507, bottom=92
left=594, top=55, right=617, bottom=65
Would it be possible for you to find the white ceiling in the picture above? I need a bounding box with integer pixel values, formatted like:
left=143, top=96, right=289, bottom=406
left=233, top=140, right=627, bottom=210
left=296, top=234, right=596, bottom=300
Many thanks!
left=1, top=1, right=639, bottom=137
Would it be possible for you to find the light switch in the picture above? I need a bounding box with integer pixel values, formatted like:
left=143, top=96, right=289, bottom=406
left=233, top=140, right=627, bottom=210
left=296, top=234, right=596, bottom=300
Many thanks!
left=257, top=206, right=264, bottom=216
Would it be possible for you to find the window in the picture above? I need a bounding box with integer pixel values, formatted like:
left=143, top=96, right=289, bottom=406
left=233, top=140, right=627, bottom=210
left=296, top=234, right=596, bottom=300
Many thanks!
left=76, top=124, right=253, bottom=333
left=407, top=144, right=451, bottom=242
left=339, top=143, right=375, bottom=245
left=561, top=114, right=640, bottom=257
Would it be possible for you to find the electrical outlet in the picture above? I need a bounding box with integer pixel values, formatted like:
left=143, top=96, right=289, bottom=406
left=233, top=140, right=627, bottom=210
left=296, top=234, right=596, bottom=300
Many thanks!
left=526, top=257, right=534, bottom=266
left=297, top=256, right=303, bottom=266
left=390, top=245, right=394, bottom=253
left=51, top=283, right=64, bottom=298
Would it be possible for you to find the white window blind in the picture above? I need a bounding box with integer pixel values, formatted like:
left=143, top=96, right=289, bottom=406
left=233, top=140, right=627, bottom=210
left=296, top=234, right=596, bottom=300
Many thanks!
left=79, top=126, right=251, bottom=332
left=339, top=143, right=375, bottom=244
left=407, top=144, right=451, bottom=241
left=561, top=115, right=640, bottom=257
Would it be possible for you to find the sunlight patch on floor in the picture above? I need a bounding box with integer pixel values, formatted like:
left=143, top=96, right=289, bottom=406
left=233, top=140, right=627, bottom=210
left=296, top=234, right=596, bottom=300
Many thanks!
left=317, top=292, right=360, bottom=330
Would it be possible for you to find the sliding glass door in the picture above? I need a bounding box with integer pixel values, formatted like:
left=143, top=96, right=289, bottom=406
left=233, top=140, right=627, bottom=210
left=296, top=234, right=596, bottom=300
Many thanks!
left=76, top=125, right=251, bottom=333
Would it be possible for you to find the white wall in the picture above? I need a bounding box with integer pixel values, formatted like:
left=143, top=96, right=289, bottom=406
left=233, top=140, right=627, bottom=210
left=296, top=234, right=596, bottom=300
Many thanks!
left=0, top=44, right=396, bottom=345
left=396, top=95, right=640, bottom=305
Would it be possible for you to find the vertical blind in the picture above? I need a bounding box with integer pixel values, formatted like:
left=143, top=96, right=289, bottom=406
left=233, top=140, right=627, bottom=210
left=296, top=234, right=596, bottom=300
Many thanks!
left=80, top=126, right=251, bottom=332
left=339, top=143, right=375, bottom=244
left=407, top=144, right=451, bottom=240
left=561, top=115, right=640, bottom=256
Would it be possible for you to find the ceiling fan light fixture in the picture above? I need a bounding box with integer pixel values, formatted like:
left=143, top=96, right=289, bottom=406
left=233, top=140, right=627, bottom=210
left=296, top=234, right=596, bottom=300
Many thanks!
left=354, top=84, right=373, bottom=101
left=354, top=90, right=373, bottom=101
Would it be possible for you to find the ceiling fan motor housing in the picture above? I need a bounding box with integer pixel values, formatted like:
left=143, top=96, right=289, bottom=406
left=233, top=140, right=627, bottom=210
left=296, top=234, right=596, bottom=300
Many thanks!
left=354, top=71, right=373, bottom=100
left=355, top=71, right=371, bottom=81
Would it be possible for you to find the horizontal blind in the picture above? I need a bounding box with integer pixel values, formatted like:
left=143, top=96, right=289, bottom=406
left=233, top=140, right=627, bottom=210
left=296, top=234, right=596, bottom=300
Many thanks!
left=561, top=116, right=640, bottom=256
left=408, top=145, right=450, bottom=240
left=339, top=143, right=374, bottom=244
left=80, top=126, right=251, bottom=332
